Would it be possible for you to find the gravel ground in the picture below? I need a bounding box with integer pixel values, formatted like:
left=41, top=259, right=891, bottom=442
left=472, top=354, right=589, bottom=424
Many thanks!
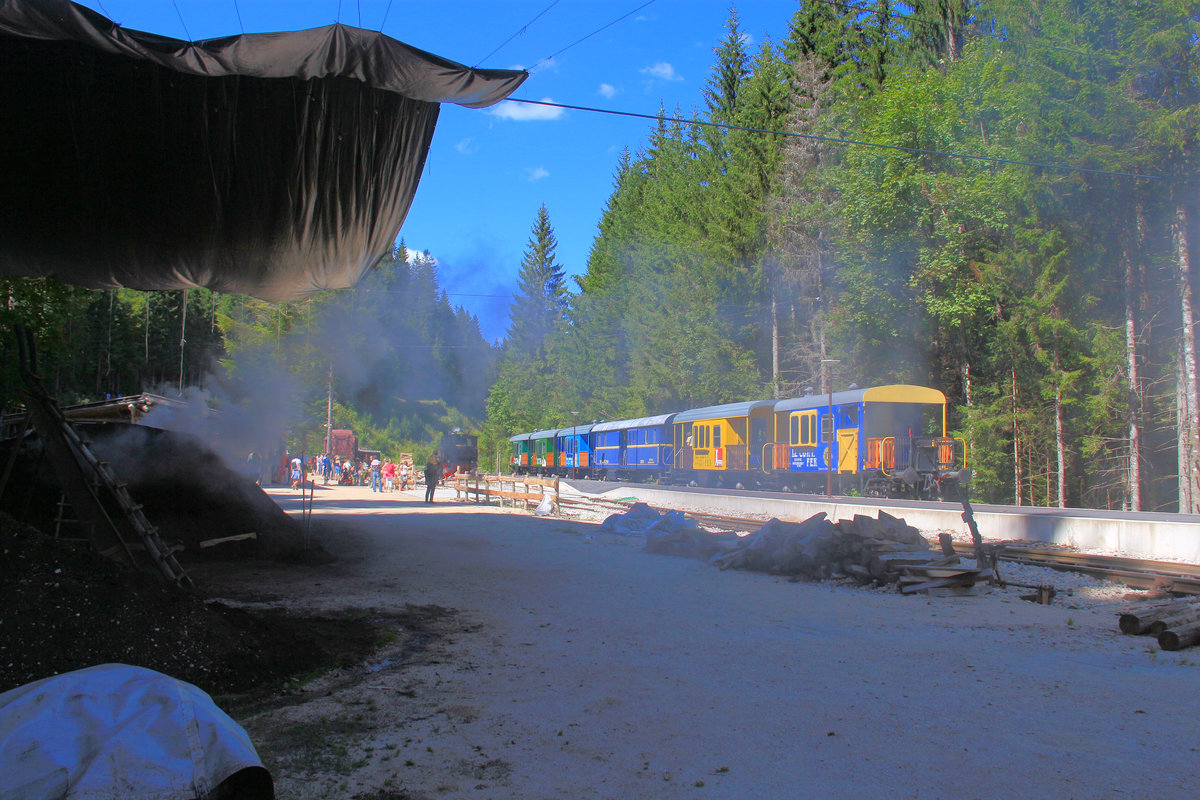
left=204, top=483, right=1200, bottom=800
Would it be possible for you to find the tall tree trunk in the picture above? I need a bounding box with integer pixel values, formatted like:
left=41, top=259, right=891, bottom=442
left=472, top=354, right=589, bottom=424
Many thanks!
left=1175, top=202, right=1200, bottom=513
left=1123, top=206, right=1146, bottom=511
left=1011, top=364, right=1020, bottom=506
left=1055, top=349, right=1066, bottom=509
left=946, top=2, right=961, bottom=62
left=962, top=357, right=972, bottom=408
left=771, top=292, right=781, bottom=398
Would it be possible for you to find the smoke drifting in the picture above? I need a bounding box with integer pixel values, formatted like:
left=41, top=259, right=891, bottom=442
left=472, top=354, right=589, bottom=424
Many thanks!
left=135, top=249, right=498, bottom=466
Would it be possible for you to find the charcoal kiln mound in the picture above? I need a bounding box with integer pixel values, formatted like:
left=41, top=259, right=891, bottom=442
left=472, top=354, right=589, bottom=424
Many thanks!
left=0, top=424, right=390, bottom=700
left=1, top=423, right=314, bottom=561
left=90, top=424, right=312, bottom=560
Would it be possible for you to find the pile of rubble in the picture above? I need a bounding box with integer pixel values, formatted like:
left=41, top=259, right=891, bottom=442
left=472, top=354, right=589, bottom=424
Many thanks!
left=611, top=504, right=991, bottom=594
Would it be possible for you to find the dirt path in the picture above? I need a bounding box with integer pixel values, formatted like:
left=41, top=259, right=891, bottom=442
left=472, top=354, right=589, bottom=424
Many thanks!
left=193, top=483, right=1200, bottom=799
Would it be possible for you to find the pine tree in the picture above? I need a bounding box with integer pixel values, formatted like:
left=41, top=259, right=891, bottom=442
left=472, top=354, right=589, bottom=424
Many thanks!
left=506, top=204, right=567, bottom=363
left=701, top=10, right=750, bottom=132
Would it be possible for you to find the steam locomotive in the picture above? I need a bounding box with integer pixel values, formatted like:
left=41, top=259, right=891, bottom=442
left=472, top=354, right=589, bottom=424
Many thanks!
left=509, top=384, right=965, bottom=499
left=441, top=429, right=479, bottom=476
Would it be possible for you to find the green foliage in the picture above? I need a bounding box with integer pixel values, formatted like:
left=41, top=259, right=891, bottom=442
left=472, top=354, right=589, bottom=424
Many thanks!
left=506, top=204, right=567, bottom=363
left=0, top=281, right=225, bottom=413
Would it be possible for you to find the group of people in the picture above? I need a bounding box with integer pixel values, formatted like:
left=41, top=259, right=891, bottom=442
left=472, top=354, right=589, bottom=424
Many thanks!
left=365, top=456, right=412, bottom=493
left=260, top=451, right=444, bottom=502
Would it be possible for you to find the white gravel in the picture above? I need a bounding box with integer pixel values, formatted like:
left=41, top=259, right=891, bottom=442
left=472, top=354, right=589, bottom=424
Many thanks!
left=221, top=484, right=1200, bottom=800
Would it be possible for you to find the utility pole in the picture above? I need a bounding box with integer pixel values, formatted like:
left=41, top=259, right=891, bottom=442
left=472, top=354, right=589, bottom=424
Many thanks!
left=177, top=289, right=187, bottom=395
left=325, top=362, right=333, bottom=455
left=570, top=411, right=579, bottom=480
left=822, top=359, right=840, bottom=497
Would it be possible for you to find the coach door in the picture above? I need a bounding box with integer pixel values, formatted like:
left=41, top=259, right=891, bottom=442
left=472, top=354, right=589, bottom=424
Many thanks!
left=837, top=404, right=860, bottom=473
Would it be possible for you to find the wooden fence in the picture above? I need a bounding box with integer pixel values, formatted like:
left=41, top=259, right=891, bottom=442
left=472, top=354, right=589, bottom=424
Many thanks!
left=452, top=472, right=559, bottom=512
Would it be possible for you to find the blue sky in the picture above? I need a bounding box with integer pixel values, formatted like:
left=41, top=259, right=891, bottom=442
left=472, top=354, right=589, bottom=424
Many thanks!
left=75, top=1, right=798, bottom=339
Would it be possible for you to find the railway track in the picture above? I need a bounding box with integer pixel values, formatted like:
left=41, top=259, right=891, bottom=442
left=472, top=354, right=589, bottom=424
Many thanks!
left=562, top=493, right=1200, bottom=595
left=950, top=542, right=1200, bottom=595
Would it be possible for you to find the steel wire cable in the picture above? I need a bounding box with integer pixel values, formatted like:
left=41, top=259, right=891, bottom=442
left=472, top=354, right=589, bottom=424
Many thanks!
left=475, top=0, right=562, bottom=68
left=168, top=0, right=191, bottom=40
left=529, top=0, right=658, bottom=72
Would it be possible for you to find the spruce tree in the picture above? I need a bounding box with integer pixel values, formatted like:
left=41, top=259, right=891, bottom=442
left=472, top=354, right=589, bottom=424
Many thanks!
left=505, top=204, right=567, bottom=363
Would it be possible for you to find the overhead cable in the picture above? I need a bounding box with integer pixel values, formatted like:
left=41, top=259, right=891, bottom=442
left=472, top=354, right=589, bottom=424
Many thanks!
left=475, top=0, right=562, bottom=68
left=505, top=98, right=1162, bottom=180
left=530, top=0, right=658, bottom=72
left=168, top=0, right=191, bottom=41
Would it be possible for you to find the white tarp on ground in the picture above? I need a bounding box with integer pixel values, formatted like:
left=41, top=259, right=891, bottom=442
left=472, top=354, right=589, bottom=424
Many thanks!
left=600, top=502, right=699, bottom=536
left=0, top=663, right=271, bottom=800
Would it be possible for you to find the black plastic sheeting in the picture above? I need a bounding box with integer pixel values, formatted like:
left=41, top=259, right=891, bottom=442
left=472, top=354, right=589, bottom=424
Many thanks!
left=0, top=0, right=527, bottom=300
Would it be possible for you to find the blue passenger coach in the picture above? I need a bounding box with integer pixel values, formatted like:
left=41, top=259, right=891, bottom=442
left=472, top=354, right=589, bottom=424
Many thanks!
left=590, top=414, right=676, bottom=479
left=555, top=423, right=596, bottom=474
left=768, top=385, right=962, bottom=497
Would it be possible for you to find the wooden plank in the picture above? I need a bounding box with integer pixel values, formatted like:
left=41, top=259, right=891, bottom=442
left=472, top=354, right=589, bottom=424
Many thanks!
left=902, top=566, right=979, bottom=579
left=198, top=532, right=257, bottom=549
left=900, top=576, right=978, bottom=594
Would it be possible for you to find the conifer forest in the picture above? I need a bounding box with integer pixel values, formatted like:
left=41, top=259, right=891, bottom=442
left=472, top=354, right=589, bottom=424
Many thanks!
left=3, top=1, right=1198, bottom=512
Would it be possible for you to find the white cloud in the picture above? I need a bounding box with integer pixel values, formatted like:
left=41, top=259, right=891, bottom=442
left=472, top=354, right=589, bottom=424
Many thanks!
left=598, top=83, right=618, bottom=99
left=639, top=62, right=683, bottom=82
left=489, top=98, right=564, bottom=121
left=526, top=166, right=550, bottom=182
left=455, top=138, right=478, bottom=155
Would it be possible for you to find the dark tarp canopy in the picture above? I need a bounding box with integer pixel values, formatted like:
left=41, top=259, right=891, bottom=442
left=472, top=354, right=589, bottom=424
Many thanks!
left=0, top=0, right=527, bottom=300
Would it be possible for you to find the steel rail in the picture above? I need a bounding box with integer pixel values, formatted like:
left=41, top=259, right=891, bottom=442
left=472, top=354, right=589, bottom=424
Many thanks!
left=950, top=542, right=1200, bottom=595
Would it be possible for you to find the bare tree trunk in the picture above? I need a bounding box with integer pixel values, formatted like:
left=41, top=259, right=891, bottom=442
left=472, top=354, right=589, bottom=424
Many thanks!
left=1055, top=369, right=1067, bottom=508
left=946, top=2, right=960, bottom=62
left=1011, top=364, right=1020, bottom=506
left=1175, top=202, right=1200, bottom=513
left=962, top=358, right=972, bottom=408
left=771, top=292, right=781, bottom=398
left=1124, top=206, right=1146, bottom=511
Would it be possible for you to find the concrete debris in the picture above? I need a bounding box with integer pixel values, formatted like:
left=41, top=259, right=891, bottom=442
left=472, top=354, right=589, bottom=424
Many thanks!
left=601, top=504, right=993, bottom=594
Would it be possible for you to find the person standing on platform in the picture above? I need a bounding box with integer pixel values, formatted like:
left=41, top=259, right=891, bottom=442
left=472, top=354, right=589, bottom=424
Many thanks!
left=424, top=455, right=440, bottom=503
left=369, top=455, right=382, bottom=493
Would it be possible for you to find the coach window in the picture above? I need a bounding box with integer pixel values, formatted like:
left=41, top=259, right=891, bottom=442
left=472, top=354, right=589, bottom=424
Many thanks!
left=798, top=412, right=815, bottom=446
left=821, top=414, right=833, bottom=441
left=789, top=415, right=799, bottom=445
left=713, top=426, right=721, bottom=449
